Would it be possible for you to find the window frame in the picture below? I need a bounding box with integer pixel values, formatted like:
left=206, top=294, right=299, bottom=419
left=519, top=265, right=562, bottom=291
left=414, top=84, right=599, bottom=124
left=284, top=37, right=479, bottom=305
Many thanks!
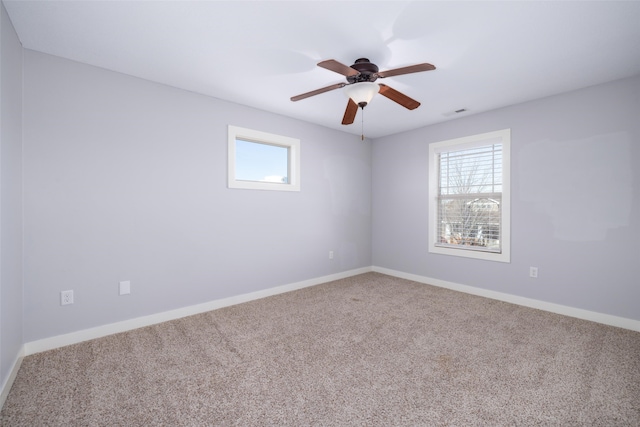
left=428, top=129, right=511, bottom=263
left=228, top=125, right=300, bottom=192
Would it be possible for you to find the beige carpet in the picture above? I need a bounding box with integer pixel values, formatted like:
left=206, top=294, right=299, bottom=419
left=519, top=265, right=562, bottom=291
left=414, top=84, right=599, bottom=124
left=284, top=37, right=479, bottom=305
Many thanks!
left=2, top=272, right=639, bottom=426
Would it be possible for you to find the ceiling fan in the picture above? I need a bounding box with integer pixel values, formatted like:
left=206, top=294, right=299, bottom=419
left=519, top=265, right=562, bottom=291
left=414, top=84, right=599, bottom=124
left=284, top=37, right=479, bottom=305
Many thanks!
left=291, top=58, right=435, bottom=125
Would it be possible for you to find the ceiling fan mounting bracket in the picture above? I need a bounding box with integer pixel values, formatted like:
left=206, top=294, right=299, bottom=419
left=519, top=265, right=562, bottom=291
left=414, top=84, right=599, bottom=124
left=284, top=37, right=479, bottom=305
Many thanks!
left=347, top=58, right=380, bottom=84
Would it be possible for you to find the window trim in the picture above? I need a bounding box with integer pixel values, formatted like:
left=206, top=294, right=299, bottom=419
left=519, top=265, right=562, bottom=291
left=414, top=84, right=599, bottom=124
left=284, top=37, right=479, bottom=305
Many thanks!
left=228, top=125, right=300, bottom=191
left=428, top=129, right=511, bottom=263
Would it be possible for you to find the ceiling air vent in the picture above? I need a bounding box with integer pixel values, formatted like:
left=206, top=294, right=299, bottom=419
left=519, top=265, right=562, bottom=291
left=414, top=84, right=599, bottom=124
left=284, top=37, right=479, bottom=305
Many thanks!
left=443, top=108, right=468, bottom=117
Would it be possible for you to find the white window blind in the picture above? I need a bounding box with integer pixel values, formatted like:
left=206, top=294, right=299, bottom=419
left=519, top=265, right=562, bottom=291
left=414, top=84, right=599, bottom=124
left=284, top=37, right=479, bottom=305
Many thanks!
left=437, top=144, right=502, bottom=253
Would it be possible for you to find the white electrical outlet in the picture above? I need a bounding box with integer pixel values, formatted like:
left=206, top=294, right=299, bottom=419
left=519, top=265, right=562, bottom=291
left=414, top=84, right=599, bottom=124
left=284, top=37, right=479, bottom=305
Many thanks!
left=119, top=280, right=131, bottom=295
left=61, top=290, right=74, bottom=305
left=529, top=267, right=538, bottom=278
left=329, top=251, right=334, bottom=260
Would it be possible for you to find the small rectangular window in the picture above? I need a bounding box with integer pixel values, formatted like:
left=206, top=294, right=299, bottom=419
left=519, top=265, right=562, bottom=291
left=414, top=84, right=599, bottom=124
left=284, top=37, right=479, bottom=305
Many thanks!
left=429, top=129, right=510, bottom=262
left=228, top=126, right=300, bottom=191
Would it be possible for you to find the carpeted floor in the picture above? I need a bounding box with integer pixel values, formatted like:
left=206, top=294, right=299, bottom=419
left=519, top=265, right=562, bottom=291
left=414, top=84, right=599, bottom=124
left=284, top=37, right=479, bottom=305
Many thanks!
left=2, top=272, right=640, bottom=426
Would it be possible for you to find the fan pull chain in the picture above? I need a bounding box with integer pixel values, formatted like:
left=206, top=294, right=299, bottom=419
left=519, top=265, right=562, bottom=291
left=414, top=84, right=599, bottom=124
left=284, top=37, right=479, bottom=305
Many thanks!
left=361, top=107, right=365, bottom=141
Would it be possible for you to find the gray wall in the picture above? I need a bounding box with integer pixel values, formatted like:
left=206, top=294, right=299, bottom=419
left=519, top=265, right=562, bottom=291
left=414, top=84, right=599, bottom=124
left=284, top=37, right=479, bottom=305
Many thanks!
left=0, top=2, right=23, bottom=389
left=10, top=39, right=640, bottom=348
left=22, top=50, right=372, bottom=342
left=372, top=75, right=640, bottom=321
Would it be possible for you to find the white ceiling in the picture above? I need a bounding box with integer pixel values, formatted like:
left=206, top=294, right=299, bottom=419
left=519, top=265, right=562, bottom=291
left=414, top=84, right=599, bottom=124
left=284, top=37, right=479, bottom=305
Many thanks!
left=4, top=1, right=640, bottom=138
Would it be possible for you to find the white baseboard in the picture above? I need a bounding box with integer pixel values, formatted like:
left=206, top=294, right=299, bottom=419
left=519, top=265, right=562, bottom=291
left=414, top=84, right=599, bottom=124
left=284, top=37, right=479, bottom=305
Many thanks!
left=24, top=267, right=373, bottom=356
left=373, top=266, right=640, bottom=332
left=21, top=264, right=640, bottom=357
left=0, top=345, right=25, bottom=410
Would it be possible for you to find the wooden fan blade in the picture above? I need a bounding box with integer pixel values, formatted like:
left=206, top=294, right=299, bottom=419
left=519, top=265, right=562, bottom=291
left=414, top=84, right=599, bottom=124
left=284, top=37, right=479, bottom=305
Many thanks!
left=342, top=98, right=358, bottom=125
left=290, top=83, right=345, bottom=102
left=378, top=84, right=421, bottom=110
left=318, top=59, right=359, bottom=77
left=376, top=63, right=435, bottom=79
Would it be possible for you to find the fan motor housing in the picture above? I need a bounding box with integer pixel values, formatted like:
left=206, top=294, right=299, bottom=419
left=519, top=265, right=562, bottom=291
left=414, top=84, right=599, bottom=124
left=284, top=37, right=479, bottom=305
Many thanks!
left=347, top=58, right=379, bottom=83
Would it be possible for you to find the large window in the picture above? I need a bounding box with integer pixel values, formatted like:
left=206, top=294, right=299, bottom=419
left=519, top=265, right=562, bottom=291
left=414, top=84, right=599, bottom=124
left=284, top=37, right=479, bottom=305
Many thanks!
left=428, top=129, right=510, bottom=262
left=228, top=125, right=300, bottom=191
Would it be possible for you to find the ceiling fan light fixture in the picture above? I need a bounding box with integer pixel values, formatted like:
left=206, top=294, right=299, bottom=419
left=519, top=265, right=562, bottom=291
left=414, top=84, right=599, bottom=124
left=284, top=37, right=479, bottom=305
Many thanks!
left=344, top=82, right=379, bottom=108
